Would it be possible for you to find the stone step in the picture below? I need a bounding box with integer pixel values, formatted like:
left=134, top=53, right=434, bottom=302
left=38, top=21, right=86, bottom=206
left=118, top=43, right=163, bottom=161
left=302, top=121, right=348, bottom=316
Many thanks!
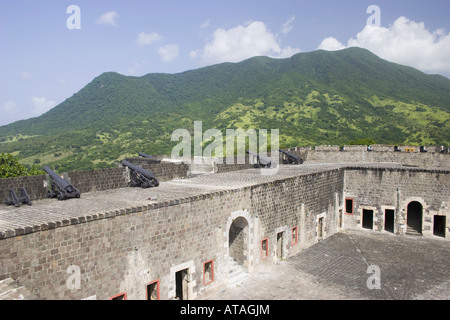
left=228, top=258, right=248, bottom=287
left=406, top=227, right=422, bottom=236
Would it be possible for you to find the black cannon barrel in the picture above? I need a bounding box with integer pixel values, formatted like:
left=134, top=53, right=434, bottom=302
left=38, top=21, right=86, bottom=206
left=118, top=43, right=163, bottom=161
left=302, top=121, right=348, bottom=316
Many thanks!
left=122, top=160, right=156, bottom=179
left=122, top=160, right=159, bottom=188
left=43, top=166, right=80, bottom=200
left=246, top=150, right=272, bottom=167
left=279, top=149, right=303, bottom=164
left=43, top=166, right=72, bottom=189
left=138, top=152, right=156, bottom=159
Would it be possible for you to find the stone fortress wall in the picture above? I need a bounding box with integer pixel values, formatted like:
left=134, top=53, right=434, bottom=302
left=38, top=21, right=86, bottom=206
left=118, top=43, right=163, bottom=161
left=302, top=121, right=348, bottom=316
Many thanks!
left=0, top=160, right=190, bottom=203
left=286, top=144, right=450, bottom=167
left=0, top=146, right=448, bottom=300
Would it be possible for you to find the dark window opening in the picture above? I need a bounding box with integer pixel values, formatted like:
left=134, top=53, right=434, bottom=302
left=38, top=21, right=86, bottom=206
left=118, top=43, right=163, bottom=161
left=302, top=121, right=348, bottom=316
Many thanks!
left=291, top=226, right=298, bottom=246
left=175, top=269, right=189, bottom=300
left=111, top=293, right=126, bottom=300
left=146, top=280, right=160, bottom=300
left=345, top=199, right=354, bottom=214
left=433, top=215, right=446, bottom=238
left=261, top=239, right=268, bottom=260
left=203, top=260, right=214, bottom=286
left=362, top=209, right=373, bottom=230
left=318, top=217, right=324, bottom=239
left=276, top=232, right=284, bottom=259
left=385, top=209, right=395, bottom=233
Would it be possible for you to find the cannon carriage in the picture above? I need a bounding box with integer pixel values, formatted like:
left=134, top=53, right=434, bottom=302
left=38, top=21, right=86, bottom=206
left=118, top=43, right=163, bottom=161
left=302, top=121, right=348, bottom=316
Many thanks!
left=122, top=160, right=159, bottom=188
left=279, top=149, right=304, bottom=164
left=246, top=150, right=274, bottom=168
left=43, top=166, right=81, bottom=200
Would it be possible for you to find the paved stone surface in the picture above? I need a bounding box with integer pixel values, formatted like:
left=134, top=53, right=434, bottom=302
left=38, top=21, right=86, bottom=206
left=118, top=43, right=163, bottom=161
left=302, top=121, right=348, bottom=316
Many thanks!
left=1, top=162, right=438, bottom=238
left=0, top=278, right=39, bottom=300
left=202, top=229, right=450, bottom=300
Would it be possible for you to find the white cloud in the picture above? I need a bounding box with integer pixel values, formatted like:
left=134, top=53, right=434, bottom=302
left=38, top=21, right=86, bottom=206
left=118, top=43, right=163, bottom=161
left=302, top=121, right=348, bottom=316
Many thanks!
left=157, top=44, right=179, bottom=62
left=282, top=15, right=295, bottom=34
left=192, top=21, right=301, bottom=65
left=31, top=97, right=56, bottom=117
left=318, top=16, right=450, bottom=75
left=137, top=32, right=163, bottom=46
left=96, top=11, right=119, bottom=26
left=317, top=37, right=346, bottom=51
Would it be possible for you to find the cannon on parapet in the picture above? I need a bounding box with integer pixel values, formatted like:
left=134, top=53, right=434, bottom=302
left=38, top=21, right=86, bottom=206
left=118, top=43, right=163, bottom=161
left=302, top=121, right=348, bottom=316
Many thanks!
left=246, top=150, right=273, bottom=168
left=122, top=160, right=159, bottom=188
left=279, top=149, right=304, bottom=165
left=5, top=187, right=32, bottom=207
left=43, top=166, right=81, bottom=200
left=138, top=152, right=157, bottom=160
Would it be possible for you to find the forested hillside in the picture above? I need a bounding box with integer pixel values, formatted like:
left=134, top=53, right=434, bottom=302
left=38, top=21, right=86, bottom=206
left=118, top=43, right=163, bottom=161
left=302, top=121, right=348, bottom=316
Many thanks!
left=1, top=47, right=449, bottom=172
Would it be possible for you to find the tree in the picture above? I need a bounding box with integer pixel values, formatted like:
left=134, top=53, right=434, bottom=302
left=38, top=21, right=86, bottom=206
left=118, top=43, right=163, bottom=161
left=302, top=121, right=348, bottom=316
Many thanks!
left=0, top=153, right=44, bottom=178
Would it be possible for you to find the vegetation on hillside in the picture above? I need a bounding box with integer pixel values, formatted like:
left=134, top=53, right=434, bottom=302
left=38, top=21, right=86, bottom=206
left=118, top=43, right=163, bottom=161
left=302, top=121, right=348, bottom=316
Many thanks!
left=0, top=47, right=449, bottom=172
left=0, top=153, right=44, bottom=178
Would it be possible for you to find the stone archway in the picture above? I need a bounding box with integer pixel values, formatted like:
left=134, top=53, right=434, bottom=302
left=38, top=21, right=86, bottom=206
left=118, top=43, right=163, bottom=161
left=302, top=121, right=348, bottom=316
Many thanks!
left=228, top=216, right=249, bottom=266
left=407, top=201, right=423, bottom=235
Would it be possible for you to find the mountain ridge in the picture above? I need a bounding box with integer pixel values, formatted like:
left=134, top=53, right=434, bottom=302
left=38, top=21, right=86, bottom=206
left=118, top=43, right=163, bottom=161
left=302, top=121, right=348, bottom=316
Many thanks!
left=1, top=47, right=449, bottom=171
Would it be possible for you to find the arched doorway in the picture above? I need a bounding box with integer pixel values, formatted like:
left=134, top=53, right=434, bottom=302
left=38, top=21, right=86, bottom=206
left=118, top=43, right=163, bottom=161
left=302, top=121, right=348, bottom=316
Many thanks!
left=228, top=217, right=249, bottom=266
left=407, top=201, right=423, bottom=235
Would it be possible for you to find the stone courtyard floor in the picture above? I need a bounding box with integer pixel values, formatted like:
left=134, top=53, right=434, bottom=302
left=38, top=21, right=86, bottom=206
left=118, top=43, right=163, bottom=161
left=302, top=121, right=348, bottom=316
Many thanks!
left=202, top=229, right=449, bottom=300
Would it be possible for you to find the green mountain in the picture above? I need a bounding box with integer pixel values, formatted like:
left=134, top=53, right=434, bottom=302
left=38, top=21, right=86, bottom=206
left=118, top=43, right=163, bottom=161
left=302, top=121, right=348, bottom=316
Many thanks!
left=1, top=47, right=449, bottom=172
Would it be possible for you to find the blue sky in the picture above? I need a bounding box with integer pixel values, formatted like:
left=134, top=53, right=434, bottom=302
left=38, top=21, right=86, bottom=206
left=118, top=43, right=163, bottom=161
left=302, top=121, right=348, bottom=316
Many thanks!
left=1, top=0, right=450, bottom=126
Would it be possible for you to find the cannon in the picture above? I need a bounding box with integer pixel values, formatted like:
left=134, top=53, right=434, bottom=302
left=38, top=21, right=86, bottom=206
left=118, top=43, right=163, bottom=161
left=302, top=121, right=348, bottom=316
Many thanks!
left=122, top=160, right=159, bottom=188
left=138, top=152, right=157, bottom=160
left=246, top=150, right=273, bottom=168
left=5, top=187, right=32, bottom=207
left=43, top=166, right=81, bottom=200
left=279, top=149, right=304, bottom=165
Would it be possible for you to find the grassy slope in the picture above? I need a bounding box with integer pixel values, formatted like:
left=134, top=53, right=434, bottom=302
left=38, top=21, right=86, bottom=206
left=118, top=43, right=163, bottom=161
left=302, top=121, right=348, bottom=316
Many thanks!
left=0, top=47, right=449, bottom=171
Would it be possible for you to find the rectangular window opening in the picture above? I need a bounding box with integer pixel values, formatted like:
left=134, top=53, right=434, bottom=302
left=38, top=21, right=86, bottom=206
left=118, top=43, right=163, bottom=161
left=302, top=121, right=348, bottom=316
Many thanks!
left=362, top=209, right=374, bottom=230
left=345, top=198, right=354, bottom=215
left=291, top=226, right=298, bottom=246
left=318, top=217, right=324, bottom=239
left=146, top=280, right=160, bottom=300
left=276, top=232, right=284, bottom=259
left=111, top=293, right=127, bottom=300
left=261, top=238, right=268, bottom=260
left=175, top=269, right=189, bottom=300
left=203, top=260, right=214, bottom=286
left=385, top=209, right=395, bottom=233
left=433, top=215, right=446, bottom=238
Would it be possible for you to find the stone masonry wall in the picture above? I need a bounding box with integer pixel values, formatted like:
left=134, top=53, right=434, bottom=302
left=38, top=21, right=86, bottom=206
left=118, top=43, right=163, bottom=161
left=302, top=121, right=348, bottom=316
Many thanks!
left=0, top=174, right=47, bottom=205
left=0, top=162, right=189, bottom=202
left=1, top=165, right=447, bottom=300
left=0, top=187, right=252, bottom=300
left=0, top=168, right=343, bottom=300
left=251, top=169, right=345, bottom=262
left=344, top=167, right=450, bottom=236
left=285, top=146, right=450, bottom=167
